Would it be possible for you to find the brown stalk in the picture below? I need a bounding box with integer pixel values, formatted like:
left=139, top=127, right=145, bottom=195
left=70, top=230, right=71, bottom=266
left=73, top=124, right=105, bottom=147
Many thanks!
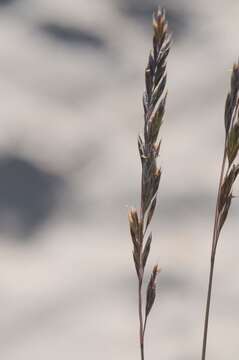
left=128, top=8, right=170, bottom=360
left=201, top=63, right=239, bottom=360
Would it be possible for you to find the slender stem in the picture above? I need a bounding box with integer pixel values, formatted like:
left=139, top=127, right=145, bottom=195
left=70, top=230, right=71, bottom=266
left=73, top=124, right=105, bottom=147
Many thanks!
left=212, top=147, right=227, bottom=252
left=201, top=256, right=215, bottom=360
left=138, top=281, right=144, bottom=360
left=138, top=216, right=145, bottom=360
left=143, top=314, right=147, bottom=336
left=138, top=156, right=145, bottom=360
left=201, top=148, right=227, bottom=360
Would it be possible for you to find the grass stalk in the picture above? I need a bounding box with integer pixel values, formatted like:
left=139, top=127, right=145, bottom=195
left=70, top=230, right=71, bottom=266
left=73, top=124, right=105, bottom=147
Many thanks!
left=201, top=63, right=239, bottom=360
left=128, top=9, right=239, bottom=360
left=128, top=8, right=170, bottom=360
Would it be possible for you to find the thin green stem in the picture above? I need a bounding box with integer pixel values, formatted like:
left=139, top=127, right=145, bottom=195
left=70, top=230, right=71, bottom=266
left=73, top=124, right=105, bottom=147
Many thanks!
left=138, top=281, right=144, bottom=360
left=201, top=148, right=227, bottom=360
left=143, top=314, right=147, bottom=336
left=138, top=202, right=145, bottom=360
left=201, top=256, right=215, bottom=360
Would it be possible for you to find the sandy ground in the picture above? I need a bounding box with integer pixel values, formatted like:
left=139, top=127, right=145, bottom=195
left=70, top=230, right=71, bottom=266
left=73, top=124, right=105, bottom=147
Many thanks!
left=0, top=0, right=239, bottom=359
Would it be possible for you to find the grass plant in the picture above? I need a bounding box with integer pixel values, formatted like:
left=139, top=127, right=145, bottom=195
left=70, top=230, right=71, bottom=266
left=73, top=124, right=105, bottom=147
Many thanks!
left=128, top=8, right=170, bottom=360
left=201, top=62, right=239, bottom=360
left=128, top=7, right=239, bottom=360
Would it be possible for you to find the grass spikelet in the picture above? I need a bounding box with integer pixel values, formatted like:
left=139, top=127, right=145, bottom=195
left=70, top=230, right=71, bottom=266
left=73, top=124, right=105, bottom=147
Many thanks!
left=201, top=62, right=239, bottom=360
left=128, top=8, right=170, bottom=360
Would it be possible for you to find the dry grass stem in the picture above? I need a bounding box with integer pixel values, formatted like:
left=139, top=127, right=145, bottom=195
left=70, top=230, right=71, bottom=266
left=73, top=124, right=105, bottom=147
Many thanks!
left=127, top=8, right=239, bottom=360
left=201, top=62, right=239, bottom=360
left=128, top=8, right=170, bottom=360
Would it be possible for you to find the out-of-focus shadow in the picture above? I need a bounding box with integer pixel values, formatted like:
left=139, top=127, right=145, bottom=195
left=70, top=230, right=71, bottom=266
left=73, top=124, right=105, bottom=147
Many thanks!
left=0, top=0, right=16, bottom=6
left=0, top=156, right=64, bottom=239
left=38, top=22, right=106, bottom=50
left=0, top=284, right=87, bottom=350
left=117, top=0, right=190, bottom=41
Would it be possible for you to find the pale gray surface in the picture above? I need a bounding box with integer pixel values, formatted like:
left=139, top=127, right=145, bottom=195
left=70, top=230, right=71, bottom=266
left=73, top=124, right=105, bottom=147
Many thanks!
left=0, top=0, right=239, bottom=359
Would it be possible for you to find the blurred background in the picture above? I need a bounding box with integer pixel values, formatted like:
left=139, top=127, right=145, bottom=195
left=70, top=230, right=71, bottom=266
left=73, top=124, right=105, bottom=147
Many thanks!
left=0, top=0, right=239, bottom=359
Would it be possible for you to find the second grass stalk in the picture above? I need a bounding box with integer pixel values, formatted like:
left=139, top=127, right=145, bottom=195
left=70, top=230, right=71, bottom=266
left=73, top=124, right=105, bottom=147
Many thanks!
left=201, top=63, right=239, bottom=360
